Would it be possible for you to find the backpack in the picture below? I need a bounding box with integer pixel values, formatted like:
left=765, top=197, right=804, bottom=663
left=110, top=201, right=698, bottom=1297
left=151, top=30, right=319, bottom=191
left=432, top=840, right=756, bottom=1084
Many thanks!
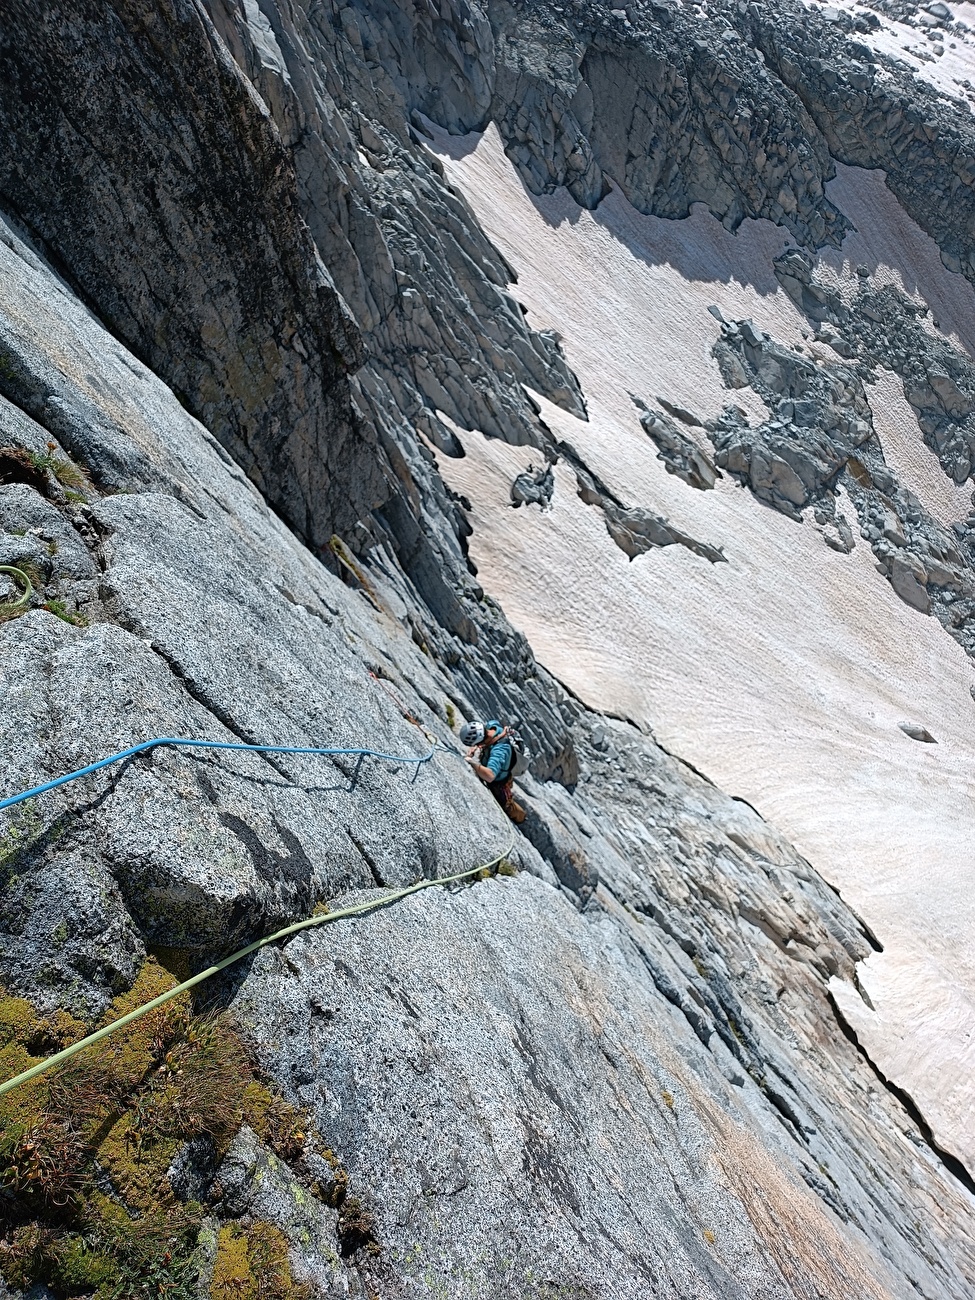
left=506, top=728, right=531, bottom=778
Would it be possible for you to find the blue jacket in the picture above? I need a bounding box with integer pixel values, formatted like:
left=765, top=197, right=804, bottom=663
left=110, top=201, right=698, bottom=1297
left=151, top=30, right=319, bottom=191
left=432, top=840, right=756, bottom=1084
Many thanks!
left=481, top=737, right=513, bottom=782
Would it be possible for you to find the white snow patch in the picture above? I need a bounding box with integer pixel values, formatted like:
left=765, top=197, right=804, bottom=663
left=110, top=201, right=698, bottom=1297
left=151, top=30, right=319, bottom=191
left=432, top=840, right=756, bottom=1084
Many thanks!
left=430, top=123, right=975, bottom=1168
left=805, top=0, right=975, bottom=104
left=869, top=369, right=972, bottom=523
left=823, top=163, right=975, bottom=358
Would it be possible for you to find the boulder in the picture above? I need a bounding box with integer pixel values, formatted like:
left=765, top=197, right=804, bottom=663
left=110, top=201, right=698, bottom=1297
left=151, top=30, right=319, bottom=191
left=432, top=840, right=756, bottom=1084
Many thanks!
left=890, top=554, right=932, bottom=612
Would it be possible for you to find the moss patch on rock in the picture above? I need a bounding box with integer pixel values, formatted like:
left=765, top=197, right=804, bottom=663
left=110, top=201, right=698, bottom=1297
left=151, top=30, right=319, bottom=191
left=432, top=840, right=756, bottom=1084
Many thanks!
left=210, top=1222, right=312, bottom=1300
left=0, top=958, right=338, bottom=1296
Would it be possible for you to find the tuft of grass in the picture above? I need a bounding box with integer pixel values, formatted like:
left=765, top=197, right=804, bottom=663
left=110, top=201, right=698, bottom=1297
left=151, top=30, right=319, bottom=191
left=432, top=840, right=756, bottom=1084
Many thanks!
left=444, top=701, right=457, bottom=729
left=42, top=600, right=88, bottom=628
left=0, top=959, right=356, bottom=1296
left=28, top=444, right=91, bottom=496
left=0, top=447, right=50, bottom=495
left=0, top=443, right=91, bottom=502
left=1, top=1114, right=88, bottom=1215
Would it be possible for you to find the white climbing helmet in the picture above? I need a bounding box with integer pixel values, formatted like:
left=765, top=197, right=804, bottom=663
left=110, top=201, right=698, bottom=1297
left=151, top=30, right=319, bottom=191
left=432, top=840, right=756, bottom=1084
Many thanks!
left=460, top=719, right=485, bottom=746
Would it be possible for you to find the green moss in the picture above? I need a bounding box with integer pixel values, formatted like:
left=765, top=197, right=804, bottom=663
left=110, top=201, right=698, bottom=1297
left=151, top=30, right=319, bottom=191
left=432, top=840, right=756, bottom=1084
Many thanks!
left=0, top=960, right=328, bottom=1298
left=0, top=987, right=86, bottom=1144
left=0, top=801, right=44, bottom=874
left=210, top=1222, right=312, bottom=1300
left=241, top=1080, right=308, bottom=1163
left=96, top=1111, right=182, bottom=1216
left=48, top=1234, right=117, bottom=1291
left=210, top=1226, right=252, bottom=1300
left=0, top=992, right=42, bottom=1047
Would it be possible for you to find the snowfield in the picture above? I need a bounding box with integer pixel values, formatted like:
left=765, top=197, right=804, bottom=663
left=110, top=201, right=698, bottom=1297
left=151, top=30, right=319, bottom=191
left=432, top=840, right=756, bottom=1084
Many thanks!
left=430, top=122, right=975, bottom=1170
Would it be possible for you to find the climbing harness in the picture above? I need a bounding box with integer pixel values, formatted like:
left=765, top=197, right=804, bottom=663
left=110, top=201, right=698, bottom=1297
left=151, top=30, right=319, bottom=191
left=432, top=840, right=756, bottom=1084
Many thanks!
left=0, top=735, right=439, bottom=814
left=0, top=564, right=33, bottom=611
left=0, top=837, right=514, bottom=1098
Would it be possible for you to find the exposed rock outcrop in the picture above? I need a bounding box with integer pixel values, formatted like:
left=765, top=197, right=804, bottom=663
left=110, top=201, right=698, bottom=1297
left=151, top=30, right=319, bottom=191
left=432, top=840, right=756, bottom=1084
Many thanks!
left=729, top=251, right=975, bottom=654
left=565, top=441, right=726, bottom=563
left=633, top=395, right=721, bottom=491
left=708, top=315, right=873, bottom=521
left=510, top=461, right=555, bottom=508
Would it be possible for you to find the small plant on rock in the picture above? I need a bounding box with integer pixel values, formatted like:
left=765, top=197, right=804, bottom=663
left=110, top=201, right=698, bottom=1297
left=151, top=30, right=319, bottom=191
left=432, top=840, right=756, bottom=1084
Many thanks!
left=0, top=960, right=360, bottom=1297
left=28, top=444, right=91, bottom=496
left=42, top=599, right=87, bottom=627
left=210, top=1222, right=312, bottom=1300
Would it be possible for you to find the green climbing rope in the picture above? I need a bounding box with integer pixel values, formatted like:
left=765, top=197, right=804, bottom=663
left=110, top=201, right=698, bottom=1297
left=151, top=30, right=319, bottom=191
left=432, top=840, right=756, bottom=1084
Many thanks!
left=0, top=564, right=33, bottom=611
left=0, top=838, right=515, bottom=1097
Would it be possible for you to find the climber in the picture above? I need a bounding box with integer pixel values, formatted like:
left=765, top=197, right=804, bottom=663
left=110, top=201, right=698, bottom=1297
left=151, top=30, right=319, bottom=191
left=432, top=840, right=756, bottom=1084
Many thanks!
left=459, top=718, right=526, bottom=824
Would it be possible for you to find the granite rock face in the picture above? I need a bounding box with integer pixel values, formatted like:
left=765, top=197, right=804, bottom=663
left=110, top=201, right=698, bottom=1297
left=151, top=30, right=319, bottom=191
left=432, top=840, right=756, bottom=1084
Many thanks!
left=0, top=201, right=972, bottom=1298
left=2, top=0, right=975, bottom=1294
left=0, top=0, right=378, bottom=551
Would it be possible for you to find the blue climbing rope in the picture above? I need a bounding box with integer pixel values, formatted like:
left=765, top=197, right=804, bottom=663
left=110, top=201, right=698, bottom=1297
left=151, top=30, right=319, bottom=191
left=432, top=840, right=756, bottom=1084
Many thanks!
left=0, top=736, right=438, bottom=813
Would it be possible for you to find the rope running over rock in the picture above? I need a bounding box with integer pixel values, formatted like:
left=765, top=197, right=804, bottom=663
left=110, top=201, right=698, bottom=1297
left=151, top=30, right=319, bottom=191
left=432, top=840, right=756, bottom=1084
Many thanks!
left=0, top=838, right=515, bottom=1097
left=0, top=735, right=440, bottom=813
left=0, top=730, right=513, bottom=1096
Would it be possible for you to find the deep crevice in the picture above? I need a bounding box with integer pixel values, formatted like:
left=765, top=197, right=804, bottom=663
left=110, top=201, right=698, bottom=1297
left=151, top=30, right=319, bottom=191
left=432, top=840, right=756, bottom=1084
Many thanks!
left=827, top=990, right=975, bottom=1198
